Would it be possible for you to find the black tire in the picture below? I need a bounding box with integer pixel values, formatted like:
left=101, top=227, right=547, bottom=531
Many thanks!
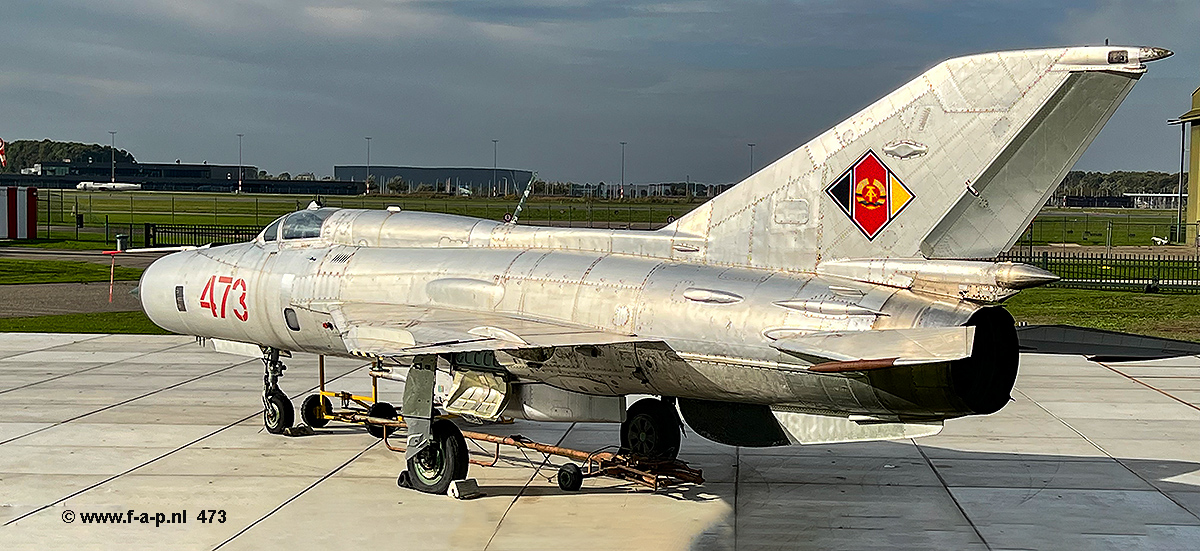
left=406, top=419, right=469, bottom=495
left=300, top=394, right=332, bottom=428
left=620, top=398, right=681, bottom=459
left=557, top=463, right=583, bottom=492
left=366, top=402, right=397, bottom=439
left=264, top=390, right=293, bottom=435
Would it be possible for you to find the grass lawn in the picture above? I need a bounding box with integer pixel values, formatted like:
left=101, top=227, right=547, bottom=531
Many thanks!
left=0, top=258, right=143, bottom=284
left=39, top=190, right=700, bottom=227
left=1005, top=287, right=1200, bottom=342
left=2, top=237, right=114, bottom=250
left=0, top=311, right=172, bottom=334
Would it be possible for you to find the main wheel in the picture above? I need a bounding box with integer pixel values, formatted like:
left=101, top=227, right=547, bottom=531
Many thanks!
left=406, top=419, right=469, bottom=495
left=300, top=394, right=332, bottom=428
left=557, top=463, right=583, bottom=492
left=366, top=402, right=397, bottom=439
left=620, top=398, right=681, bottom=459
left=264, top=390, right=294, bottom=434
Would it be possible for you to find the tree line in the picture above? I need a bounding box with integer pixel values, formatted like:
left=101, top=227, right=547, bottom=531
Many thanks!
left=1, top=139, right=134, bottom=173
left=1056, top=171, right=1187, bottom=197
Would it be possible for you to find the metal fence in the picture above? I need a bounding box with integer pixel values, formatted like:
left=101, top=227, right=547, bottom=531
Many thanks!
left=999, top=252, right=1200, bottom=293
left=1015, top=216, right=1195, bottom=249
left=144, top=223, right=262, bottom=247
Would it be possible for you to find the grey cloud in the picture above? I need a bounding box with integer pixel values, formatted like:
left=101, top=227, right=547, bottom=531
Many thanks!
left=0, top=0, right=1190, bottom=183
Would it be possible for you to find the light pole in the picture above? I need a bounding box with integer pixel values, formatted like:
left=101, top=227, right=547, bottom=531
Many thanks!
left=747, top=143, right=756, bottom=177
left=236, top=133, right=244, bottom=194
left=620, top=141, right=626, bottom=199
left=108, top=131, right=117, bottom=183
left=492, top=139, right=499, bottom=196
left=365, top=137, right=372, bottom=194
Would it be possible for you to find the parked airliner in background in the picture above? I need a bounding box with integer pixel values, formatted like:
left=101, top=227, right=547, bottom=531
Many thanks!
left=77, top=182, right=143, bottom=191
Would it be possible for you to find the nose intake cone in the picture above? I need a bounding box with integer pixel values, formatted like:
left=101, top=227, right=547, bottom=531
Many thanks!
left=1138, top=47, right=1173, bottom=62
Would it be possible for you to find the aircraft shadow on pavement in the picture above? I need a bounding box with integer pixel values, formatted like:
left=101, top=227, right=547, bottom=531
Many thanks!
left=693, top=441, right=1200, bottom=550
left=445, top=437, right=1200, bottom=549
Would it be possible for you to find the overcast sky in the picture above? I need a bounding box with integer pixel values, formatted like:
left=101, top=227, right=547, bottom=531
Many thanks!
left=1, top=0, right=1196, bottom=183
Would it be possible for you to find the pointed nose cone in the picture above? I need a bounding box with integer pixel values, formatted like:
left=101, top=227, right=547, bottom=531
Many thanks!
left=996, top=263, right=1060, bottom=289
left=1138, top=47, right=1173, bottom=63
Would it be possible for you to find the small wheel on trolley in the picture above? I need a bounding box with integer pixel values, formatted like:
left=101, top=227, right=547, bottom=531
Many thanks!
left=263, top=390, right=294, bottom=435
left=557, top=463, right=584, bottom=492
left=300, top=394, right=332, bottom=428
left=366, top=401, right=397, bottom=439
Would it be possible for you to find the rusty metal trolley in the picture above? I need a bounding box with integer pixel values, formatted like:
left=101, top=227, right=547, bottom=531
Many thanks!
left=299, top=355, right=704, bottom=492
left=368, top=416, right=704, bottom=492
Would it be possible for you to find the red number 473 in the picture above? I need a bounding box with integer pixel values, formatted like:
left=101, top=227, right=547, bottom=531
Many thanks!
left=199, top=275, right=248, bottom=321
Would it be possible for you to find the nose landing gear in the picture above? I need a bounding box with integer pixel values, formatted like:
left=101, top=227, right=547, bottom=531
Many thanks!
left=261, top=348, right=293, bottom=434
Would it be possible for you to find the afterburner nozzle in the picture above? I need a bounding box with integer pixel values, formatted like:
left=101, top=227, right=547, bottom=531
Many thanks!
left=996, top=263, right=1060, bottom=289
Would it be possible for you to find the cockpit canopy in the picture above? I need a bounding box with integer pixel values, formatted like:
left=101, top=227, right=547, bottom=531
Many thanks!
left=259, top=208, right=339, bottom=242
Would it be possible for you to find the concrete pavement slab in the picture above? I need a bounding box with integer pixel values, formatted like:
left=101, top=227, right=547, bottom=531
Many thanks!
left=2, top=333, right=1199, bottom=551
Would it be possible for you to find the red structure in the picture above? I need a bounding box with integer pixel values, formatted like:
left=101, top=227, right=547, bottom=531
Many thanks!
left=1, top=187, right=37, bottom=239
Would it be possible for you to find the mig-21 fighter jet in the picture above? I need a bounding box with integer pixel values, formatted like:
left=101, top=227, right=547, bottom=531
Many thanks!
left=138, top=46, right=1174, bottom=494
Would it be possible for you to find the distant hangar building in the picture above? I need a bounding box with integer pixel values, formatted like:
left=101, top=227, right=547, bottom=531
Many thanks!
left=7, top=161, right=363, bottom=195
left=335, top=165, right=534, bottom=195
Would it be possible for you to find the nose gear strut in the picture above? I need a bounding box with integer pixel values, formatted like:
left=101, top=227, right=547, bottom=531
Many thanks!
left=261, top=348, right=293, bottom=434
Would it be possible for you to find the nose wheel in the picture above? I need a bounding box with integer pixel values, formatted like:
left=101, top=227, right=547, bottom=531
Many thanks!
left=620, top=398, right=682, bottom=459
left=264, top=389, right=294, bottom=434
left=261, top=348, right=294, bottom=434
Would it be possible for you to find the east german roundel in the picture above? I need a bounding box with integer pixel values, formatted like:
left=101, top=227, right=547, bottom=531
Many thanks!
left=824, top=150, right=914, bottom=240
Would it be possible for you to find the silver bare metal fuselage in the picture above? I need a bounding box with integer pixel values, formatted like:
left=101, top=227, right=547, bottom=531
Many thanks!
left=141, top=209, right=989, bottom=421
left=139, top=45, right=1173, bottom=444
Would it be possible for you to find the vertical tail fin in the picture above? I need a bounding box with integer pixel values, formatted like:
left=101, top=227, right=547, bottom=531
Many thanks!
left=665, top=46, right=1170, bottom=271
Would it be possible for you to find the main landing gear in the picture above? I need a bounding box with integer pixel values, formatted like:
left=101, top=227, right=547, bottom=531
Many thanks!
left=396, top=355, right=471, bottom=495
left=400, top=418, right=469, bottom=494
left=262, top=349, right=293, bottom=434
left=620, top=397, right=682, bottom=460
